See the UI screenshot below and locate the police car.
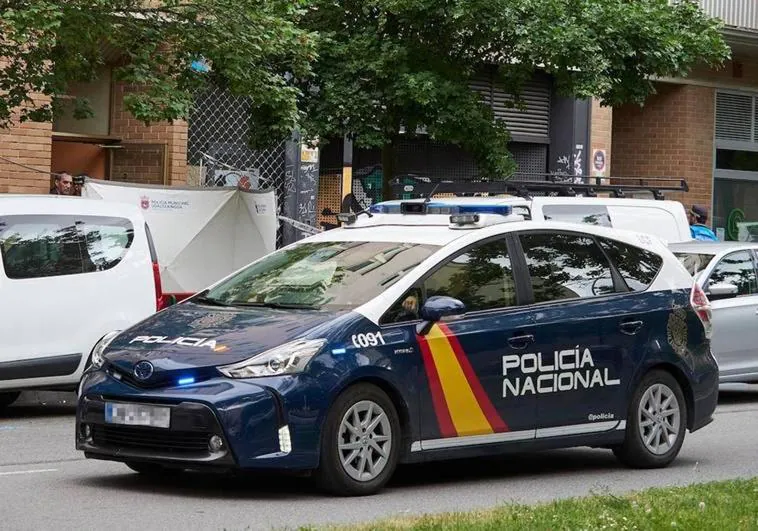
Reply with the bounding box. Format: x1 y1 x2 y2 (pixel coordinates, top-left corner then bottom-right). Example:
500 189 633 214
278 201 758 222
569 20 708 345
75 198 719 496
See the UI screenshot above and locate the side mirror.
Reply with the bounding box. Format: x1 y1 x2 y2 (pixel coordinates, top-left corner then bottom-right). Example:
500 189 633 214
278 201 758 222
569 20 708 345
417 296 466 335
707 282 739 299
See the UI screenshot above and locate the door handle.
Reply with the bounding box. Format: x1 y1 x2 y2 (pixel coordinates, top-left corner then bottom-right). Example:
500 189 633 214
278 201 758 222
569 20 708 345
619 320 644 335
508 334 535 350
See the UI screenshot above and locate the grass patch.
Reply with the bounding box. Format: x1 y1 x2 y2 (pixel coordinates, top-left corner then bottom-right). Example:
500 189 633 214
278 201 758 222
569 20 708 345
307 477 758 530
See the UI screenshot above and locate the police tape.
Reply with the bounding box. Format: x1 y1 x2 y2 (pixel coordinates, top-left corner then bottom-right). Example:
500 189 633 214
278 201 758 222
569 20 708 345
277 215 323 235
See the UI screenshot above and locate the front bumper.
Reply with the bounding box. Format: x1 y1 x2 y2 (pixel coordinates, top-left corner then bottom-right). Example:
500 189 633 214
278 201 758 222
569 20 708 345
75 369 320 471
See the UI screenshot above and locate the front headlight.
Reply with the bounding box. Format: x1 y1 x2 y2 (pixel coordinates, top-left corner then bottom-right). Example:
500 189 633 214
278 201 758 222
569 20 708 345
90 330 121 369
218 338 326 379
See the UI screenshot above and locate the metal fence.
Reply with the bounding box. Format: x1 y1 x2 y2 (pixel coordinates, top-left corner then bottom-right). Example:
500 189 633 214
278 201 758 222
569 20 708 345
187 85 288 245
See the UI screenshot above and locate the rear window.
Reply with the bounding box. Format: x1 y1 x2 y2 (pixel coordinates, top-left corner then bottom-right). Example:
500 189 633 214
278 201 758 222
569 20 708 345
598 237 663 291
674 252 715 280
541 204 611 227
0 215 134 280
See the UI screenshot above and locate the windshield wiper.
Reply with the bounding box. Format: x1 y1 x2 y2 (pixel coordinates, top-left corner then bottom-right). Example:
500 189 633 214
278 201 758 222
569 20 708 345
193 294 232 307
234 301 319 310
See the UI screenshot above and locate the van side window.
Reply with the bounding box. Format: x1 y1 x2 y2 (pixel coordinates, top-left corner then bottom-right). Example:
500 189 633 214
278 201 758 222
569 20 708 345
542 204 611 227
519 232 615 303
597 237 663 292
79 217 135 272
0 215 133 279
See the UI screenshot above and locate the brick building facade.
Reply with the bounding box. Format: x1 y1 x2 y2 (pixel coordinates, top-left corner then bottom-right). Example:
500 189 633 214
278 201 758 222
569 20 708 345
0 77 188 194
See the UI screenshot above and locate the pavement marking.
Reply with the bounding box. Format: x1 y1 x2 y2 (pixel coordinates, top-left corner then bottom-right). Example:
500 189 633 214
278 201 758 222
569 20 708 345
0 468 57 477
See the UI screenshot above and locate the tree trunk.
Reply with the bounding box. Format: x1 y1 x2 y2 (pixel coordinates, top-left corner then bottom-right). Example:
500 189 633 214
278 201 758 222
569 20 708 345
381 140 397 202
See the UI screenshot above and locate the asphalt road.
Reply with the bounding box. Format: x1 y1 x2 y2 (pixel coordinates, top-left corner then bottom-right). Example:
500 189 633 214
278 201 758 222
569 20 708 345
2 385 758 531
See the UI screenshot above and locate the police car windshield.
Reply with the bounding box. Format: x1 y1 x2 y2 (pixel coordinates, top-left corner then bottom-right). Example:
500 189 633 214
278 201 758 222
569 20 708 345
202 241 440 310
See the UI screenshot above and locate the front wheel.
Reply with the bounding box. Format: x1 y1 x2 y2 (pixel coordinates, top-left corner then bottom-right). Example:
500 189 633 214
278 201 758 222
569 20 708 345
315 383 401 496
613 370 687 468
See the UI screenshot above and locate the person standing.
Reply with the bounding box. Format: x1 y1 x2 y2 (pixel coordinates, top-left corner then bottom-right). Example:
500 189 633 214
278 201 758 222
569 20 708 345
688 204 718 241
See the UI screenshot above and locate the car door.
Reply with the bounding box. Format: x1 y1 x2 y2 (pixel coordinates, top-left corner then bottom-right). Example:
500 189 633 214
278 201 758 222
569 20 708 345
381 235 537 451
513 230 631 438
704 249 758 379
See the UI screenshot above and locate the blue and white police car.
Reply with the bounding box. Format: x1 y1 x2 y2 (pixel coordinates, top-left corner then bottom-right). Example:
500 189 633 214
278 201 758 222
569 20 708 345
76 199 719 496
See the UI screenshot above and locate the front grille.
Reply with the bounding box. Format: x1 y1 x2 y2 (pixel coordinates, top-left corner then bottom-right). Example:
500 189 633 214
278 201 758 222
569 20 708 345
91 425 211 455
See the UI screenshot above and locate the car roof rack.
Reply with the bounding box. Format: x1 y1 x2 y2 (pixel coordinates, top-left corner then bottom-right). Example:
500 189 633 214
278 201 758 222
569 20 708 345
390 174 689 201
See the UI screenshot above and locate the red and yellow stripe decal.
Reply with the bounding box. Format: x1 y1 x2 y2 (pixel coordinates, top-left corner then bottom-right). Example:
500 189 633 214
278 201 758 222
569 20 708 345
417 322 508 438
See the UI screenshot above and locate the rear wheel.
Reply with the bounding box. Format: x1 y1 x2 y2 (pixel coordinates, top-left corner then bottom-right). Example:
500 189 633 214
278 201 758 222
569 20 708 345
0 392 20 411
315 383 401 496
613 370 687 468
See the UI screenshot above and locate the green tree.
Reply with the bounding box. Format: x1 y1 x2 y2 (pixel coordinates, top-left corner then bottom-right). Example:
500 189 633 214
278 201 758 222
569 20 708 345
0 0 316 147
297 0 730 198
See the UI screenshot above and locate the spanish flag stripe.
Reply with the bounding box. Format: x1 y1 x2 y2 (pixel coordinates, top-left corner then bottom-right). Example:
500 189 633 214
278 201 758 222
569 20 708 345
437 322 509 433
417 332 457 438
425 324 493 436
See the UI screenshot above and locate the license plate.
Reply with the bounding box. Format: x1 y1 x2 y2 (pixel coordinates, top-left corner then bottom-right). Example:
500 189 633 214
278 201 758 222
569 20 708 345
104 402 171 429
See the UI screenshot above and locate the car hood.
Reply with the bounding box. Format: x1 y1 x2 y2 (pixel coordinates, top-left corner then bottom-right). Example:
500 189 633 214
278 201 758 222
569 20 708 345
104 302 343 379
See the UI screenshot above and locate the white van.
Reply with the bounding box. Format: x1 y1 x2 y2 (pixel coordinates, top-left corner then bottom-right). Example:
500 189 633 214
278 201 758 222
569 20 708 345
509 196 692 243
0 195 165 409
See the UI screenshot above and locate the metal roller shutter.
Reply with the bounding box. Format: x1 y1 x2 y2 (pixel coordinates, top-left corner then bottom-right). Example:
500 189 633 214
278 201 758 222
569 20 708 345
715 92 753 142
470 74 551 142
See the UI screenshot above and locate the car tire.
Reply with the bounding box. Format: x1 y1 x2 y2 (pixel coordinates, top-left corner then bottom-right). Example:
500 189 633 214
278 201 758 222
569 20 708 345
315 383 401 496
0 392 20 410
613 370 687 468
125 462 182 477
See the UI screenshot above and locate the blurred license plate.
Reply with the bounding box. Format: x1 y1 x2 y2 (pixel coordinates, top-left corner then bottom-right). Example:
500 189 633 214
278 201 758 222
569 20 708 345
104 402 170 429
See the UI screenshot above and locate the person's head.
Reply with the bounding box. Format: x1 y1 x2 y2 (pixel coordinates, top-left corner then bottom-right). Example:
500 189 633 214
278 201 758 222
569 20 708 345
54 172 73 195
73 174 86 196
688 204 708 225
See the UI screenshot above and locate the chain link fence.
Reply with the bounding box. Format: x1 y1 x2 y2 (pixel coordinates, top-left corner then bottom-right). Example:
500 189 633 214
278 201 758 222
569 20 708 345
187 85 288 246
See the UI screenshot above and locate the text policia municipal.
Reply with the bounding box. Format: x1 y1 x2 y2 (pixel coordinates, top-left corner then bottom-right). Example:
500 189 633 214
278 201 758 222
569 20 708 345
502 346 620 397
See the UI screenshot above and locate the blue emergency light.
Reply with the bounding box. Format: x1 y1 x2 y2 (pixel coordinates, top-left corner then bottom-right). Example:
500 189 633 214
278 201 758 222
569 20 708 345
369 201 512 217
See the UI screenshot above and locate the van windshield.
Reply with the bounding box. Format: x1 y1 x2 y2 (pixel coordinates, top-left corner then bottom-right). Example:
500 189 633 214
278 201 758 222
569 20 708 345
200 241 440 310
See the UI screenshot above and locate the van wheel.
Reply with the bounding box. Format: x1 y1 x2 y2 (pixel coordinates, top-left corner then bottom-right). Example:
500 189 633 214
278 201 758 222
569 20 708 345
613 370 687 468
0 392 20 410
315 383 401 496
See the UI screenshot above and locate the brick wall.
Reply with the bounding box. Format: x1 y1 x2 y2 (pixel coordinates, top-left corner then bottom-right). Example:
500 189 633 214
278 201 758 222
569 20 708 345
611 82 714 211
590 99 613 177
110 82 188 185
0 95 53 194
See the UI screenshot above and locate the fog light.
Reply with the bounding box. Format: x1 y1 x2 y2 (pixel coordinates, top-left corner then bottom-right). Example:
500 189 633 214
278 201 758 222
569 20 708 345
80 423 91 440
278 425 292 454
208 435 224 453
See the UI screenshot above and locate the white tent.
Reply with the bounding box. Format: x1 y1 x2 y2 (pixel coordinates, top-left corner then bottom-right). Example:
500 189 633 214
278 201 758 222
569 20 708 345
83 179 278 293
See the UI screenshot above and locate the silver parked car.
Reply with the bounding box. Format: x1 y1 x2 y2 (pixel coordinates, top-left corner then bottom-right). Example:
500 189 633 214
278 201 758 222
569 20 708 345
671 241 758 384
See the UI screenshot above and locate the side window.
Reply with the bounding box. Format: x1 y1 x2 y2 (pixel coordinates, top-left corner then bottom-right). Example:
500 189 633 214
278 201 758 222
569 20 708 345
598 237 663 292
707 250 758 296
424 238 516 312
78 216 134 272
0 215 134 280
519 232 615 303
541 205 612 227
0 215 84 279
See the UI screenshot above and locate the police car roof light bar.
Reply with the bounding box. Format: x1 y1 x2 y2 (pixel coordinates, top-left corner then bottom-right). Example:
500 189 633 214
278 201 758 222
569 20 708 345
371 202 513 217
389 175 688 201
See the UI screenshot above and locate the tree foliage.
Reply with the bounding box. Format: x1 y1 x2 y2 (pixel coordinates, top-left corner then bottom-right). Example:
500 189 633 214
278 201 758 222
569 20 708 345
0 0 316 146
297 0 730 190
